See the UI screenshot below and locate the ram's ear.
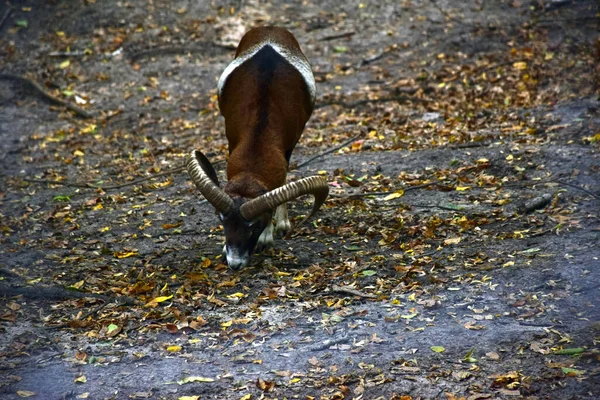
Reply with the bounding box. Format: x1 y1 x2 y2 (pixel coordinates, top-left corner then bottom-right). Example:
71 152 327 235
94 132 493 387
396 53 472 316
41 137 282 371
192 150 221 187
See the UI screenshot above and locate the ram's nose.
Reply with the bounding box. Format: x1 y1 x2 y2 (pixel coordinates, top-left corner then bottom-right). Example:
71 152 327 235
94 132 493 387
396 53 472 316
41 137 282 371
224 246 250 270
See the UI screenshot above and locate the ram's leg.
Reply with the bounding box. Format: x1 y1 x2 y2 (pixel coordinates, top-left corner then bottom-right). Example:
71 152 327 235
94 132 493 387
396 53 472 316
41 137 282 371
257 221 274 250
274 204 291 237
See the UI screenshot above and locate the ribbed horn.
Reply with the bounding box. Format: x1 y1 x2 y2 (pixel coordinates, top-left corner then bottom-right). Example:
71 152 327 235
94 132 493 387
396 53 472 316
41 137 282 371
240 176 329 222
185 150 233 213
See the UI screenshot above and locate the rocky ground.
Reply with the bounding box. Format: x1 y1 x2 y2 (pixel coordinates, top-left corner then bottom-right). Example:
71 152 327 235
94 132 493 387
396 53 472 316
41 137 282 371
0 0 599 399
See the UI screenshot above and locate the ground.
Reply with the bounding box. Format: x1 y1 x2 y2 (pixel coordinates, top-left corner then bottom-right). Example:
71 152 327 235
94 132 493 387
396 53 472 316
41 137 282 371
0 0 599 399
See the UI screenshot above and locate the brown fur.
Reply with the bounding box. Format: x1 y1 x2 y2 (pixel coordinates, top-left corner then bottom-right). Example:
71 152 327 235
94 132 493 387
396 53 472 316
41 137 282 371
218 27 315 198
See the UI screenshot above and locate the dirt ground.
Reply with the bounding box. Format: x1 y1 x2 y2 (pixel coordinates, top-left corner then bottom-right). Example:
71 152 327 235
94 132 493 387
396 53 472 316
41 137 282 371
1 0 599 399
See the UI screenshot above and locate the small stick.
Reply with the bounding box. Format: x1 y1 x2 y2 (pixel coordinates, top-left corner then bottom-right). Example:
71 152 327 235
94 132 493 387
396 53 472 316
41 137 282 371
308 335 350 352
23 178 97 189
501 179 600 201
522 193 553 213
48 51 86 57
332 182 439 199
129 43 232 62
294 131 364 169
23 165 186 190
358 49 392 68
0 73 94 118
552 180 599 201
319 31 355 41
316 95 429 109
0 7 12 31
331 284 377 299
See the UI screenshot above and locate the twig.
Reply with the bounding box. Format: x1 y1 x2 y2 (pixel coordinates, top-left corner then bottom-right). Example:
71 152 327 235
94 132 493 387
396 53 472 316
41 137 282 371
552 180 600 201
429 0 479 29
405 203 467 212
0 7 12 31
294 131 365 169
319 31 355 41
447 141 492 149
501 179 600 201
358 50 387 68
332 182 439 199
522 193 553 213
331 284 377 299
48 51 86 57
0 73 94 118
308 335 350 351
316 95 429 109
22 178 97 189
128 43 230 62
23 165 186 190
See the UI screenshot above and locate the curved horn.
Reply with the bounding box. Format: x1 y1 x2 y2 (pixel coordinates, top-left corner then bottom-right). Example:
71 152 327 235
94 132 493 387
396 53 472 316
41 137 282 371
185 150 233 213
240 176 329 222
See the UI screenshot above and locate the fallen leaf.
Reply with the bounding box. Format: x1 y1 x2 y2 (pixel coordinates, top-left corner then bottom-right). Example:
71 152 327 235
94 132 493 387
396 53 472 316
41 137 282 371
177 376 215 385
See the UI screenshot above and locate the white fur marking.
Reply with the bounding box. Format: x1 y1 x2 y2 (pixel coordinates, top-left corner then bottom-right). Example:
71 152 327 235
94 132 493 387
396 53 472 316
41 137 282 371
274 204 291 236
225 246 250 269
217 42 316 102
257 221 274 249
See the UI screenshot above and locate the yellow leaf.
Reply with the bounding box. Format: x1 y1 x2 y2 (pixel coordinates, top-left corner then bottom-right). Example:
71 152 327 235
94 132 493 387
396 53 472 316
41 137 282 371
240 395 252 400
289 377 301 384
503 261 515 268
162 222 182 229
92 203 103 210
114 250 138 258
228 292 245 299
17 391 36 397
74 375 87 383
444 237 461 245
513 61 527 70
154 295 173 303
455 186 470 191
401 312 418 319
383 189 405 201
177 376 215 385
73 149 85 157
59 60 70 69
201 258 211 268
221 320 233 328
586 133 600 143
80 124 97 134
167 345 182 352
431 346 445 353
71 280 85 289
99 226 110 232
